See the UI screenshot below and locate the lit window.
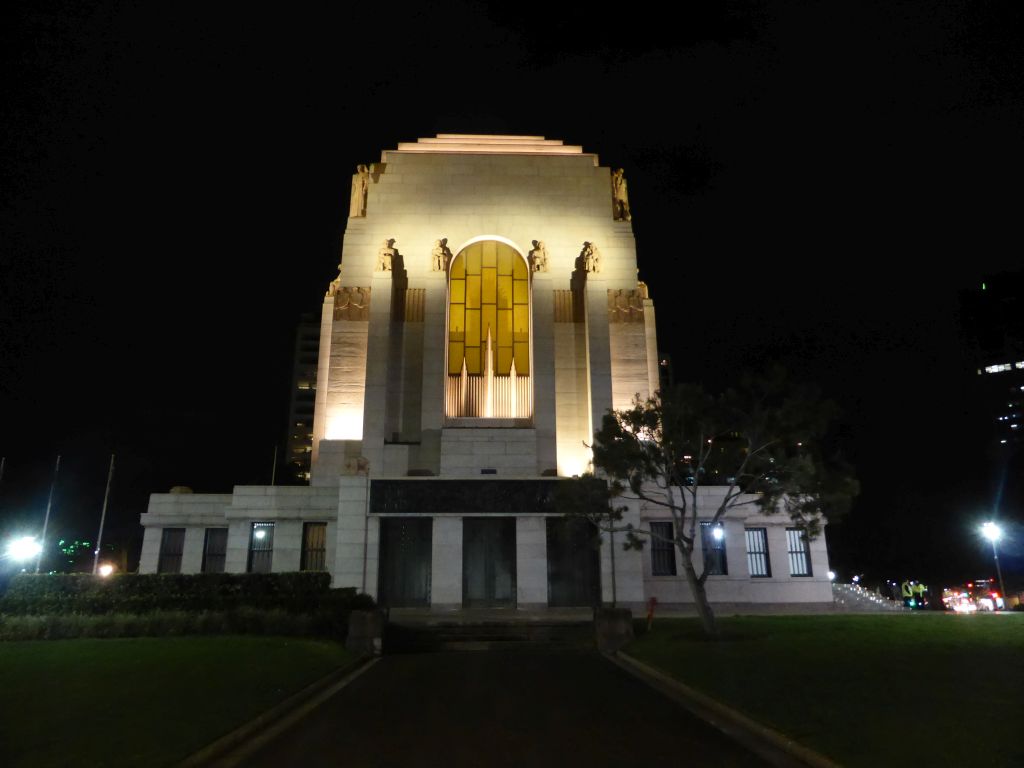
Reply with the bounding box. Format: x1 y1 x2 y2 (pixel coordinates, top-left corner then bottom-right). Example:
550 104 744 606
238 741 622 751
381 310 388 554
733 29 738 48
745 528 771 577
786 528 812 577
446 240 531 419
985 364 1012 374
301 522 328 571
700 522 727 575
247 522 275 573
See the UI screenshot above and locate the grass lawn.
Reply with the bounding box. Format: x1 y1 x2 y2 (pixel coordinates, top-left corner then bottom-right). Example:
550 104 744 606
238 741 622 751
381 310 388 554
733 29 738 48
0 635 354 768
626 613 1024 768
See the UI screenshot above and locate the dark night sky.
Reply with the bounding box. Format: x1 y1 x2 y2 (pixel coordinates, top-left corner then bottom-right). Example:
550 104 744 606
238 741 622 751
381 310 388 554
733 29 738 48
1 1 1022 584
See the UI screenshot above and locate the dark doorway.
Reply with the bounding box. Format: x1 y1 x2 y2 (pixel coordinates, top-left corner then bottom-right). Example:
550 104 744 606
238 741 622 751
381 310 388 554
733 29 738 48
463 517 516 607
379 517 432 607
546 517 600 607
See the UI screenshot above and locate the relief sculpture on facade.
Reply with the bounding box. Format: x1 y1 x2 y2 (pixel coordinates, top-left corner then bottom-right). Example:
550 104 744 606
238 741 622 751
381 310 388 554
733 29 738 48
332 286 371 321
607 288 645 323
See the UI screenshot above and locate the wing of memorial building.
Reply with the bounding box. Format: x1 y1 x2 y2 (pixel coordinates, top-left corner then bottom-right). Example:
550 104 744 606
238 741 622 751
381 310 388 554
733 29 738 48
139 135 834 611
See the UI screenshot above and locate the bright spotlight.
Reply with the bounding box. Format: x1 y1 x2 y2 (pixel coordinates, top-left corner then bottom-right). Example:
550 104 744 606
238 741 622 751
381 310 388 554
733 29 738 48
98 563 114 578
254 529 266 540
981 521 1002 542
827 571 836 581
6 536 43 563
712 526 724 541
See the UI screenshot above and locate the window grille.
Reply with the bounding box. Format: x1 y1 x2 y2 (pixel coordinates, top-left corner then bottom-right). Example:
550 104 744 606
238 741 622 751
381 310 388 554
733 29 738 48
786 528 812 577
247 522 275 573
157 528 185 574
301 522 327 571
202 528 228 573
650 521 676 576
700 521 728 575
745 528 771 577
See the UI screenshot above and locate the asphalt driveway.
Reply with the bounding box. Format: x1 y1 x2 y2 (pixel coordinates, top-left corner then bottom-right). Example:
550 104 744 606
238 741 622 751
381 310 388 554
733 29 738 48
246 650 766 767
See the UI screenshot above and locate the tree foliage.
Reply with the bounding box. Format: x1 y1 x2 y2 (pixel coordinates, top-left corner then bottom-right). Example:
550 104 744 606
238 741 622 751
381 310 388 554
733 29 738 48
576 367 858 636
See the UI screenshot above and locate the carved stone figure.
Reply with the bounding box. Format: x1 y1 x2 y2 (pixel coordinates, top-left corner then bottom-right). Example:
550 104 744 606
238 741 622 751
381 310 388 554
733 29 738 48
350 164 370 218
611 168 631 221
528 240 549 272
376 239 396 272
431 238 453 271
581 241 601 273
327 259 344 296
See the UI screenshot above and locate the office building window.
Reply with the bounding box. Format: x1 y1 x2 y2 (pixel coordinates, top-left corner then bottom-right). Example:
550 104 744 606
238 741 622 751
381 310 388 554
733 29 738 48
202 528 228 573
786 528 812 577
157 528 185 574
700 521 728 575
745 528 771 578
650 521 676 576
248 522 275 573
301 522 328 572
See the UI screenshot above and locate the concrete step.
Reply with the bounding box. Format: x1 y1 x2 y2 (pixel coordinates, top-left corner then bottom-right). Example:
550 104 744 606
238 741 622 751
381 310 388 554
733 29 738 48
384 621 595 653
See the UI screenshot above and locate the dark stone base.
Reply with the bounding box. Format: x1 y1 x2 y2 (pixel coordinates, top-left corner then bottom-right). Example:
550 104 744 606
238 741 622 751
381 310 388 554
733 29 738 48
347 609 385 655
594 607 634 653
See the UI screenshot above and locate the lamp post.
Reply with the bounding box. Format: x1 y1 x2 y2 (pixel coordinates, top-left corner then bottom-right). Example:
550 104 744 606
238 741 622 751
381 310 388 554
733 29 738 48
981 521 1007 609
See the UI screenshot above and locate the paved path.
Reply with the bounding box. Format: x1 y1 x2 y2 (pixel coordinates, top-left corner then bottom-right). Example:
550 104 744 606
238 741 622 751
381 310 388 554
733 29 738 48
247 650 767 767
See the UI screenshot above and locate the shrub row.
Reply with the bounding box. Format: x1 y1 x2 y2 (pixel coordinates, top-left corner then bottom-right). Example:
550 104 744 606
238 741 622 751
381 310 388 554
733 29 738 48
0 607 355 641
0 573 374 615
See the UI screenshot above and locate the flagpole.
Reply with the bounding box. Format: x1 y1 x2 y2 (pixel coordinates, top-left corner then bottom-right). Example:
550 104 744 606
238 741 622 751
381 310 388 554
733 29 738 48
36 455 61 574
92 454 116 575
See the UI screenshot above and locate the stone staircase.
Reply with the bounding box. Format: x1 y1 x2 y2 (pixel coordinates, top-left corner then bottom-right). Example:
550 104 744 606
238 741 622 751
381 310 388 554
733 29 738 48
832 583 908 612
383 609 596 653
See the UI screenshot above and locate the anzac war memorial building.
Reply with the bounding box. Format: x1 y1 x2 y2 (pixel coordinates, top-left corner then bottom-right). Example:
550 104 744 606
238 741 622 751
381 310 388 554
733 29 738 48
139 135 833 611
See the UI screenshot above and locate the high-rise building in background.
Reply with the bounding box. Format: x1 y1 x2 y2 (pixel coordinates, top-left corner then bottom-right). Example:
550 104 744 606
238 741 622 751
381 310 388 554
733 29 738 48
283 314 320 484
961 272 1024 450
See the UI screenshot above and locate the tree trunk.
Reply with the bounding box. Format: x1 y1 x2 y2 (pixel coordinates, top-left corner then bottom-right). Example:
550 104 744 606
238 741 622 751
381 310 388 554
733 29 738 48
679 545 718 638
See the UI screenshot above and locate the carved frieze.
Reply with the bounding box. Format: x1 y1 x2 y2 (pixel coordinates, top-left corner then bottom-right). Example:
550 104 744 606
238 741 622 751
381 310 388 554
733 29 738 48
607 288 645 323
333 286 371 321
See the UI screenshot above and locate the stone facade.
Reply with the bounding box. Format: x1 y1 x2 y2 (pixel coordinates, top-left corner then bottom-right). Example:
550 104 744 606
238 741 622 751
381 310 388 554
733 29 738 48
138 135 833 611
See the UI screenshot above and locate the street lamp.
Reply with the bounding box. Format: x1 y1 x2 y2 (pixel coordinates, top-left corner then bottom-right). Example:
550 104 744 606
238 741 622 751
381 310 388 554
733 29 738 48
981 522 1007 609
5 536 43 564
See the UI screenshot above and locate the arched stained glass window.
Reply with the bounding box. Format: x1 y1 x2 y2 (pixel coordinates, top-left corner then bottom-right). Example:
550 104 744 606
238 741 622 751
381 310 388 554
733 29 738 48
448 241 529 375
446 240 531 420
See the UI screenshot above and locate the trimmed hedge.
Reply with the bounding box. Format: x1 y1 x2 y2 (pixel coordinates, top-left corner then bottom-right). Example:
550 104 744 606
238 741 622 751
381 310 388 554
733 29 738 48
0 573 375 616
0 608 355 641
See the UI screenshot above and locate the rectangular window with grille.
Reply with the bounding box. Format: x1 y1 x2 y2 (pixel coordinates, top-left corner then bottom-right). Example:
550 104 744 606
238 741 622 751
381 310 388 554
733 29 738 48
301 522 328 571
247 522 275 573
157 528 185 574
700 521 728 575
786 528 812 577
650 521 676 576
202 528 228 573
745 528 771 578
